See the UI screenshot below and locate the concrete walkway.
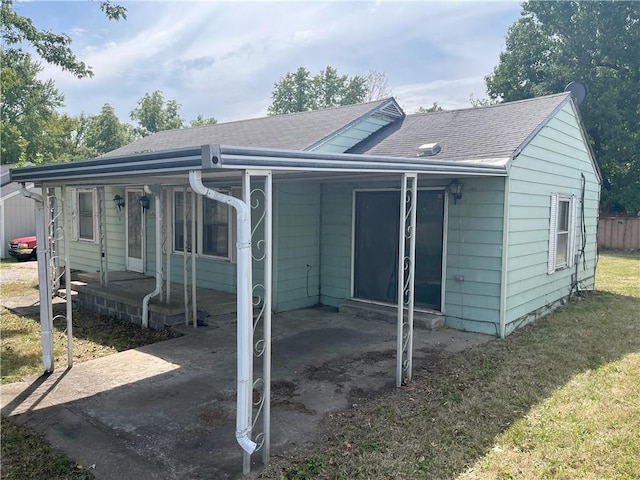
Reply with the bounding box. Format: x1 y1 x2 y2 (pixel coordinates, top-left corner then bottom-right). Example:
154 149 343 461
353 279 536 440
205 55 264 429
1 306 492 479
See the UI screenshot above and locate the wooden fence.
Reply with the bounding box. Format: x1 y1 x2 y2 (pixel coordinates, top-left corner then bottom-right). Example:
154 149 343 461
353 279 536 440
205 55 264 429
598 216 640 250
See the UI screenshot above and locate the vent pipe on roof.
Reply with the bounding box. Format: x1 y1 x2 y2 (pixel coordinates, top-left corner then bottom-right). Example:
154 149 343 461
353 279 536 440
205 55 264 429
417 142 441 157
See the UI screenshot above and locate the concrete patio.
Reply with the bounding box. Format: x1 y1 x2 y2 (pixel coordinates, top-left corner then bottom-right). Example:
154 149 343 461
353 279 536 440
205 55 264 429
1 306 492 479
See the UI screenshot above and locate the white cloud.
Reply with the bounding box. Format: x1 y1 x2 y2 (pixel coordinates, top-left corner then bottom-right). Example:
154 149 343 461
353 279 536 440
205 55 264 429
30 1 521 124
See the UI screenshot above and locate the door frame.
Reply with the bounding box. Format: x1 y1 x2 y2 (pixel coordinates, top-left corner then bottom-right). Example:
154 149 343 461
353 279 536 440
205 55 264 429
125 187 145 273
350 186 448 312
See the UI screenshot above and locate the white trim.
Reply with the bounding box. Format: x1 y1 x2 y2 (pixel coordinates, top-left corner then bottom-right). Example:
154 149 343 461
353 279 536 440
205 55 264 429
548 193 576 273
75 188 98 243
171 187 234 261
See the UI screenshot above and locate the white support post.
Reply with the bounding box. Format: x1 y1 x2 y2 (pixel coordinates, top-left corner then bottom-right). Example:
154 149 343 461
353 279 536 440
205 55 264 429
35 193 54 372
191 190 197 327
183 186 189 325
62 186 73 367
165 188 171 304
98 187 108 287
396 173 417 387
262 172 272 464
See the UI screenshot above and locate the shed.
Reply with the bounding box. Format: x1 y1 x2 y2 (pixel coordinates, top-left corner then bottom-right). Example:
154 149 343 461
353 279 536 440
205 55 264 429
10 92 601 472
0 164 40 259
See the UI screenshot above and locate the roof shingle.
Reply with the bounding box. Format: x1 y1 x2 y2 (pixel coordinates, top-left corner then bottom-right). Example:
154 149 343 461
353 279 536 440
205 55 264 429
105 99 393 157
348 93 571 162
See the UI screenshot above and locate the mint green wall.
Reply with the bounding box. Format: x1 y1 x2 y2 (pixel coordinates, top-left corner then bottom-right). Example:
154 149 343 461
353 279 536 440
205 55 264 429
445 177 505 336
61 186 126 273
273 183 321 311
319 178 504 336
504 102 600 335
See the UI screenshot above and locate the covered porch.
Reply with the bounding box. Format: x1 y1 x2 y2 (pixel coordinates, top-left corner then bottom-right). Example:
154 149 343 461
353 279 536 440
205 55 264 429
11 144 506 474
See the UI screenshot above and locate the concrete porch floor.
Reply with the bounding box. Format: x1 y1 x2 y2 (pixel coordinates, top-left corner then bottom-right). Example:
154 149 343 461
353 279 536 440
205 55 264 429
1 307 493 479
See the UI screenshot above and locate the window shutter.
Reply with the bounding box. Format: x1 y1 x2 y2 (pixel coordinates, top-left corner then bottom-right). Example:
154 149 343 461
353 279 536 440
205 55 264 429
567 195 577 268
548 193 559 274
71 188 78 241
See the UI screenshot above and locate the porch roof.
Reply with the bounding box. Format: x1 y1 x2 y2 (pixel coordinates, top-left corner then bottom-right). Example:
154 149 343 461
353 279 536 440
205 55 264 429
10 144 508 187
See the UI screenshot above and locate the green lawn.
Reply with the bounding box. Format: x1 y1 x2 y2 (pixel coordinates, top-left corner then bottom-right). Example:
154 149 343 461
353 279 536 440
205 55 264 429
261 252 640 479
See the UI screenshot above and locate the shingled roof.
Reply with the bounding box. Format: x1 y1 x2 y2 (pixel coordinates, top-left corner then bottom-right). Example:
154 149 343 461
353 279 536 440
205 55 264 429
105 98 397 157
348 93 571 164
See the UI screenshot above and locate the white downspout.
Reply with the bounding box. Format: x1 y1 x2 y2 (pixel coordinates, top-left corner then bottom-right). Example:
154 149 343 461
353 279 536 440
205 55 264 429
189 170 256 455
21 185 54 372
142 185 162 328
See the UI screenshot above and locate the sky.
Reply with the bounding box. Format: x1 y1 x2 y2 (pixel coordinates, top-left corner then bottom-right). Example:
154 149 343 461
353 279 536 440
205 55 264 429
17 1 523 124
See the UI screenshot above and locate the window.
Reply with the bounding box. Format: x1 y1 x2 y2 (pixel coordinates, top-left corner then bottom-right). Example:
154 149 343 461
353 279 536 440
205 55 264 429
77 190 96 241
173 189 232 259
548 193 576 273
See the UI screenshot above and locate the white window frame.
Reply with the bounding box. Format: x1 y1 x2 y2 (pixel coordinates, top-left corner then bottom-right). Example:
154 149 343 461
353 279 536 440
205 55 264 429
72 188 98 243
548 193 577 274
172 188 235 261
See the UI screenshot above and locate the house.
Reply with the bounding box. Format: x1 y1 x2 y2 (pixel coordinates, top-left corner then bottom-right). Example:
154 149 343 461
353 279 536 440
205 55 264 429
0 164 40 259
10 92 601 470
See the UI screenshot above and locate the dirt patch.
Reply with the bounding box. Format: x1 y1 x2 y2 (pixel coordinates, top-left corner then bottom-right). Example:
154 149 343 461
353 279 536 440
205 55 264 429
303 364 349 383
200 405 229 426
272 399 316 415
272 380 299 398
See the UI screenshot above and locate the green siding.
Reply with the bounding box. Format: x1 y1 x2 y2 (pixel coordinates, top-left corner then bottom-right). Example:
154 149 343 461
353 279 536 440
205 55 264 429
505 102 600 335
312 117 395 154
62 186 126 273
444 176 505 333
273 183 321 312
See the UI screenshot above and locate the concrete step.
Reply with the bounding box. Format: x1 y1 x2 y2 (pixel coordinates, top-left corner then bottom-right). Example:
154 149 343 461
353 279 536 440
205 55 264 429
339 300 445 330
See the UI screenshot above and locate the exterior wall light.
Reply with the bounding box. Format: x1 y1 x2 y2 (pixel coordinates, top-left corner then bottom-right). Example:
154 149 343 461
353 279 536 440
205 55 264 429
113 194 125 212
140 195 150 212
449 179 463 204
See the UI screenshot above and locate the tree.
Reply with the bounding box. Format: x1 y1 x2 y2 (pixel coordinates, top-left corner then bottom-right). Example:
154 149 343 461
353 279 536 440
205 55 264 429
485 1 640 214
267 66 385 115
1 0 126 78
83 104 132 155
416 103 443 113
189 114 218 128
129 91 184 136
0 49 64 164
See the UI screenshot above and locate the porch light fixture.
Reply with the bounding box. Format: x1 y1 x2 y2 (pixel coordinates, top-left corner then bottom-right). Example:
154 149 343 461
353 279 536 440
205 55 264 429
139 195 150 212
449 179 463 204
112 194 125 212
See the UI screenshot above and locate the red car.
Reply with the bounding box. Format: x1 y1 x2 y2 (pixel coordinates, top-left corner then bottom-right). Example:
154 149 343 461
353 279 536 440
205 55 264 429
8 235 37 261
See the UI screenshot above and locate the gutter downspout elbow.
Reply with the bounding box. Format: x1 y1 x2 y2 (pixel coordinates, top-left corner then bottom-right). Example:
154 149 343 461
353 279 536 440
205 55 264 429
142 185 162 328
20 183 44 203
189 170 256 455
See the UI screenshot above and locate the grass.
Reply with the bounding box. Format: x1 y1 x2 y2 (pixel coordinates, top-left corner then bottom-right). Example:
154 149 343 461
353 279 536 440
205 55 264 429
1 272 181 480
0 307 180 384
261 251 640 480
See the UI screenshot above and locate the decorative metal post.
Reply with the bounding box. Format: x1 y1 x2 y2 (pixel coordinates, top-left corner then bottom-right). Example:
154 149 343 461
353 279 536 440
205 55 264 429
396 173 417 387
241 170 273 473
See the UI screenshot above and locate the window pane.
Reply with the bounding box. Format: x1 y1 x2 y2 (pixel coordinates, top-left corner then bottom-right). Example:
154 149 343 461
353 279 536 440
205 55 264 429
558 200 569 231
556 232 568 265
79 216 93 239
202 197 228 257
78 192 93 240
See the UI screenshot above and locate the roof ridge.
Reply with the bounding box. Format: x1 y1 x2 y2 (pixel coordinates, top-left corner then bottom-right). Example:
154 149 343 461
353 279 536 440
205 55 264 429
407 92 570 118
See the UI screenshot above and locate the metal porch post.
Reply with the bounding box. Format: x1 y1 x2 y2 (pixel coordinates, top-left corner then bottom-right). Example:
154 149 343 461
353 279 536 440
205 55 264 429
62 186 73 366
396 173 417 387
241 170 273 472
